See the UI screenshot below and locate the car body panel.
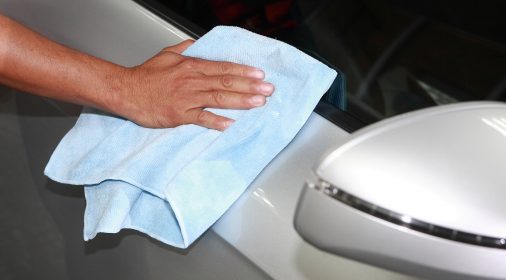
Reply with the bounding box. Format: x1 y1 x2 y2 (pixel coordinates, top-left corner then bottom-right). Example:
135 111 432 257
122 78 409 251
0 0 415 279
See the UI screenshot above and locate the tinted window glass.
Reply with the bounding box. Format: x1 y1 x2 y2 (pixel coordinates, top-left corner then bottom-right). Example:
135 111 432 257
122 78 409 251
139 0 506 124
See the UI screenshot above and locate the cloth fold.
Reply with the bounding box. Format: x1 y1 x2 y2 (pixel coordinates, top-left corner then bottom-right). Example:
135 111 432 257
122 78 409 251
45 26 337 248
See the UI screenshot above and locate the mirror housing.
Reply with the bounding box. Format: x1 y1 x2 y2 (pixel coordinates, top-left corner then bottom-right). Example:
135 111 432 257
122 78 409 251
294 102 506 280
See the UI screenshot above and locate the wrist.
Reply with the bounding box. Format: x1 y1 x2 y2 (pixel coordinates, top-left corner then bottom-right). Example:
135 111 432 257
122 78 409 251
96 64 133 117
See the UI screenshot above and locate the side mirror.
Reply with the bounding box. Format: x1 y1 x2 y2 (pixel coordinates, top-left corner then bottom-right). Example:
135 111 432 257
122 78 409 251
294 102 506 280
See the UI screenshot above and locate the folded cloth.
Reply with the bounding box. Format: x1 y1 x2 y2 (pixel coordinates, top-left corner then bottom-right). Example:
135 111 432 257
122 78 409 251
45 26 337 248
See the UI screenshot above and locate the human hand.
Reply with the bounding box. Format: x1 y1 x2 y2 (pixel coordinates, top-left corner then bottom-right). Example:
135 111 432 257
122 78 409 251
0 15 275 129
109 40 274 130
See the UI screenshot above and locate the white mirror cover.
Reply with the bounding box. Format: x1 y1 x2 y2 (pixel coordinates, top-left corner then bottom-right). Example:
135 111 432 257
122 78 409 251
295 102 506 280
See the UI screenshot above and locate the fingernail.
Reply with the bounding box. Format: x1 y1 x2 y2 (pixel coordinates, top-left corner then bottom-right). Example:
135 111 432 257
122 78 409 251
248 69 265 79
223 119 234 129
251 95 266 106
258 83 274 95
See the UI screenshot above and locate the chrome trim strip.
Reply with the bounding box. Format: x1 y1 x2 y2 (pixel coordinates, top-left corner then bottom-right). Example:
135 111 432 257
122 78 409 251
314 180 506 250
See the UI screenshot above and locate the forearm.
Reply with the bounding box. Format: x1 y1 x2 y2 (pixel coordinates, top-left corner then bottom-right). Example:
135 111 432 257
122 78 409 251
0 14 124 111
0 14 274 130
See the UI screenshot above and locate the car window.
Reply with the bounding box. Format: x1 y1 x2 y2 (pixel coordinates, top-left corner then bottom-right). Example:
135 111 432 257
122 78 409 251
137 0 506 126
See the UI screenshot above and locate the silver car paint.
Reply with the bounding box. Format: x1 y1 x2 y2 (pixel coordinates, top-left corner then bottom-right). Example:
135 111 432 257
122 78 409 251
318 102 506 238
296 102 506 280
0 0 415 279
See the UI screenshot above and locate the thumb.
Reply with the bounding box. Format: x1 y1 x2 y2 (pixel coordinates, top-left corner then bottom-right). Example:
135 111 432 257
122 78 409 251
165 39 195 54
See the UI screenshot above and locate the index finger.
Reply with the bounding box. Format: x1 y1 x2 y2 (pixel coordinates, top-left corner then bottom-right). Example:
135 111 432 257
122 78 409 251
194 59 265 79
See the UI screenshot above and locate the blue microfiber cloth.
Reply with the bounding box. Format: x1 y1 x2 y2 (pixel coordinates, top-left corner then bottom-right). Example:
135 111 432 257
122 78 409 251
45 26 337 248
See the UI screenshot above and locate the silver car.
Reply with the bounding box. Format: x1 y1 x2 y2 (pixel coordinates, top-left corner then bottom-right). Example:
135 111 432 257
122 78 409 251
1 0 505 279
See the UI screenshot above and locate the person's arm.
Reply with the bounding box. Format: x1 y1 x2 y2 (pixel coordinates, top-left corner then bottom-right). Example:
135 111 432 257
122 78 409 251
0 14 274 130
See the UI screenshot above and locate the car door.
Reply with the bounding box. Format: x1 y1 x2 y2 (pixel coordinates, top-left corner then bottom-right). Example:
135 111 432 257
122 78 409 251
0 1 270 279
1 0 504 280
145 0 505 279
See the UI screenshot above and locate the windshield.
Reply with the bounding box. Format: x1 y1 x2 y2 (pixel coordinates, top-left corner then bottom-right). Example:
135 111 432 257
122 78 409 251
141 0 506 125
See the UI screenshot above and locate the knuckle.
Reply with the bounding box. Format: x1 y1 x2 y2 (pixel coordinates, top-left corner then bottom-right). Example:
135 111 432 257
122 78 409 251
212 91 227 106
158 51 181 63
181 58 196 70
243 96 256 106
220 75 233 88
249 80 266 93
161 46 172 52
241 67 249 77
196 110 208 124
219 62 232 74
179 75 196 84
161 46 180 56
